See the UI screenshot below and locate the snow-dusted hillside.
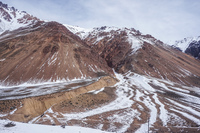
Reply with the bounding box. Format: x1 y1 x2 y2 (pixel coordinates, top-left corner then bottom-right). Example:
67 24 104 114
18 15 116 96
0 2 39 34
64 25 161 55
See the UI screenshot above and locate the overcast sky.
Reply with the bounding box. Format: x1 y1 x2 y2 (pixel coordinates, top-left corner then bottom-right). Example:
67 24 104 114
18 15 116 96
2 0 200 43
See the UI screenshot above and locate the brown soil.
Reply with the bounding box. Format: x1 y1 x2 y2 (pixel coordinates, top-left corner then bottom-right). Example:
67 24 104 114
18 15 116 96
35 86 117 125
0 76 118 123
54 86 116 113
0 21 113 85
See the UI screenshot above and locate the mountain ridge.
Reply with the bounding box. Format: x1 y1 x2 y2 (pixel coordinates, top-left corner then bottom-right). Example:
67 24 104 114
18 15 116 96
0 1 39 34
1 2 200 133
66 24 200 86
0 21 113 85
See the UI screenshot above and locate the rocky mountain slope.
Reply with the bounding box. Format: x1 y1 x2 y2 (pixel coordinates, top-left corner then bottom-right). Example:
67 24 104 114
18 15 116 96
67 25 200 86
1 2 200 133
171 36 200 60
0 2 113 85
0 21 113 85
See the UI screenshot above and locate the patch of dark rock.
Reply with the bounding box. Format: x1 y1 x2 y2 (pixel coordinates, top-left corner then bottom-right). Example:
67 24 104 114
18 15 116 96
73 48 79 52
4 122 16 127
96 72 108 77
100 26 107 30
24 115 30 118
185 42 200 59
61 124 65 128
162 91 184 98
149 83 163 90
41 113 44 117
10 106 15 110
32 49 37 53
43 45 51 54
51 45 59 53
148 63 154 68
74 53 80 59
189 91 200 97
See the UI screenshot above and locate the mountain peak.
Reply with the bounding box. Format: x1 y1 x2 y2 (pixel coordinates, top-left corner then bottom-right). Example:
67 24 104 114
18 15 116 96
170 36 200 52
0 1 40 34
0 1 8 9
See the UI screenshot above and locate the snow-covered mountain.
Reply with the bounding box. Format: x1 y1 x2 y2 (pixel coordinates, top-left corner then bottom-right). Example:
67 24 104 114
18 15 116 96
65 25 162 66
0 2 39 34
185 39 200 60
171 36 200 59
172 36 200 52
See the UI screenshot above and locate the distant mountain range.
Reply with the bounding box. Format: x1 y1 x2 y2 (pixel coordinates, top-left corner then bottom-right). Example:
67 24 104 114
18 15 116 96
170 36 200 60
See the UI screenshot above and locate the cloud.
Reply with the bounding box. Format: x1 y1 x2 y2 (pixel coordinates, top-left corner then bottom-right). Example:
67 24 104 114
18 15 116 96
1 0 200 43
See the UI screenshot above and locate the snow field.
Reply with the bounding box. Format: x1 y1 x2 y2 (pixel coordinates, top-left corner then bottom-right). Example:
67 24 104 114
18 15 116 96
0 119 110 133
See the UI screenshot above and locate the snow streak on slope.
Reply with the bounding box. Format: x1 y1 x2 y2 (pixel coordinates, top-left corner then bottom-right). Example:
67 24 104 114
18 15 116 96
30 72 200 132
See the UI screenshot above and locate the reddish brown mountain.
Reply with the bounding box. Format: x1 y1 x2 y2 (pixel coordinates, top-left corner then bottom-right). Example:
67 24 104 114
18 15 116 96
1 2 200 133
71 26 200 87
0 22 113 85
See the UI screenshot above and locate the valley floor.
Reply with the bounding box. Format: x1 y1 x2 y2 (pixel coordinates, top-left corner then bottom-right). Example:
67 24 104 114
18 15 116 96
1 72 200 133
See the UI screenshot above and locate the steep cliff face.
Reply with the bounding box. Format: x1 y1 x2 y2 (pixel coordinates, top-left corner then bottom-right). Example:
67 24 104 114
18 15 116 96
0 22 113 85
